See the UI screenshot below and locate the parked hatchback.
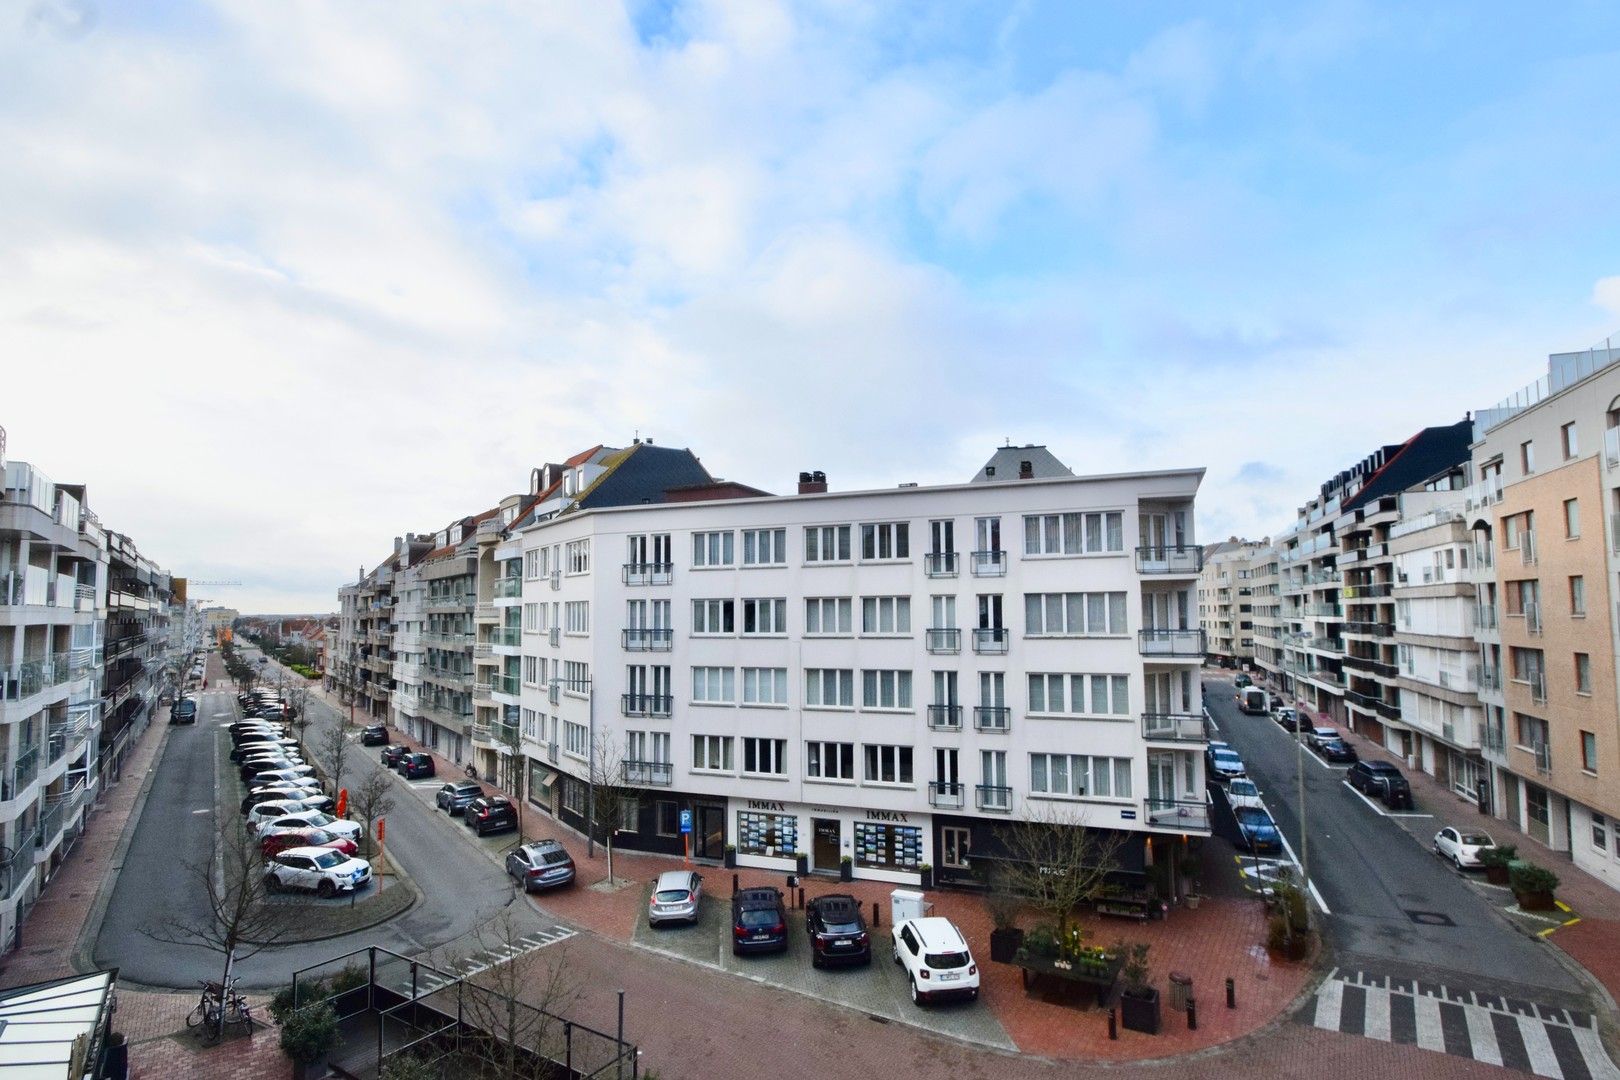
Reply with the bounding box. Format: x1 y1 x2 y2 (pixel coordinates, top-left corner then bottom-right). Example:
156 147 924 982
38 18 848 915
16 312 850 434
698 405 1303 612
806 893 871 968
463 796 518 836
892 917 979 1006
400 753 435 779
436 781 483 815
1234 806 1282 854
1434 827 1496 869
648 870 703 926
506 840 576 892
360 724 389 746
264 847 371 898
1317 738 1358 764
731 887 788 956
381 745 409 768
1207 748 1245 782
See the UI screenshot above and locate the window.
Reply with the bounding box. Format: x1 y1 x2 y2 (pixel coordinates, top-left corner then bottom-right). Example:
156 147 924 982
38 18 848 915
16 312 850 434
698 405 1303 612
1028 673 1129 715
804 525 851 563
564 601 589 634
1022 512 1125 555
1582 731 1599 773
523 603 539 632
562 777 586 815
1521 440 1535 475
804 597 852 635
693 531 735 568
863 744 914 785
656 801 680 837
741 597 788 635
742 667 788 705
691 666 736 704
563 721 588 758
1515 712 1550 749
1029 754 1133 799
566 539 590 575
861 669 913 710
618 800 639 832
1565 499 1580 539
523 656 540 686
737 811 798 856
1571 576 1587 616
742 528 787 566
861 596 911 634
1024 592 1128 635
692 599 735 635
1563 421 1579 459
692 735 733 771
742 738 787 775
627 730 670 764
805 668 854 707
1594 813 1608 851
521 708 539 738
562 660 589 694
860 522 910 561
1577 653 1593 694
805 741 855 781
524 550 542 580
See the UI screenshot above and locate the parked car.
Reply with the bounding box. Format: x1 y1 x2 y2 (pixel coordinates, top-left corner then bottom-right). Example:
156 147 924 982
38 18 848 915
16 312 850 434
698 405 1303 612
242 787 332 816
400 752 435 779
230 737 297 763
1434 827 1497 869
731 887 788 955
806 893 871 968
1233 806 1282 854
264 847 371 898
360 724 389 746
1234 673 1253 688
1273 707 1300 732
436 781 483 815
1206 748 1246 782
261 829 359 859
247 773 321 795
464 796 518 836
169 698 197 724
240 757 303 782
1316 738 1358 764
246 800 313 831
381 745 409 768
258 811 361 842
505 840 576 892
250 765 319 788
891 917 979 1006
1305 726 1341 750
1347 760 1412 807
1224 777 1265 812
648 870 703 926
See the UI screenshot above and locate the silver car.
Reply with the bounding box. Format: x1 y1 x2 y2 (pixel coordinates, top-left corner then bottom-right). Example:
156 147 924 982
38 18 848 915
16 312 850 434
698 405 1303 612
648 870 702 926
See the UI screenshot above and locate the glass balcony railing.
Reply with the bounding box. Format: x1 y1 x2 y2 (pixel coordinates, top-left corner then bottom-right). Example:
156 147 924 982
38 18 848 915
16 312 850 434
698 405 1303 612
1144 796 1211 832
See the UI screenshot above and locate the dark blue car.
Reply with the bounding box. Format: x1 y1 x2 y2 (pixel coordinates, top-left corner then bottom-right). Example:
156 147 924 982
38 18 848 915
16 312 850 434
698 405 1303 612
1234 806 1282 854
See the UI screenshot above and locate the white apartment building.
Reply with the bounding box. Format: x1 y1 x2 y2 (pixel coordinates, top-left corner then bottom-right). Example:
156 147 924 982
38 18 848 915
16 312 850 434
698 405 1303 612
497 456 1209 888
1199 539 1265 668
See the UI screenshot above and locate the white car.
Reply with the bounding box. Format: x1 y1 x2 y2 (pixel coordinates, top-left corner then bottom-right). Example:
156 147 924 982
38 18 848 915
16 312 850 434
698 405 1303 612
259 811 361 842
253 765 317 786
892 917 979 1006
264 847 371 897
245 798 329 830
248 775 321 795
1225 777 1265 811
1434 827 1497 869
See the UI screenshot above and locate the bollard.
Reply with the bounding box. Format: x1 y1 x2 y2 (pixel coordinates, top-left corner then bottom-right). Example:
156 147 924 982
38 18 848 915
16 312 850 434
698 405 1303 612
797 886 804 910
732 872 739 893
1187 996 1198 1031
872 900 881 928
1226 977 1235 1009
1108 1007 1118 1040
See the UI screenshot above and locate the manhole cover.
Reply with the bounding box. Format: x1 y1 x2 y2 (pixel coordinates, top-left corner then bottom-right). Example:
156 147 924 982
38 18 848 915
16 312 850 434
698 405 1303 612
1405 909 1455 926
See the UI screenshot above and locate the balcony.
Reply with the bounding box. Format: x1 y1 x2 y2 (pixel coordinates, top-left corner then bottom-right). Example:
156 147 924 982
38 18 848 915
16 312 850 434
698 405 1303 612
974 706 1010 732
975 785 1012 812
621 693 673 718
1304 603 1343 618
928 781 965 809
621 759 673 786
492 576 523 599
621 628 674 652
970 550 1007 577
1520 536 1537 567
426 594 475 610
548 628 561 648
1479 666 1501 691
1529 671 1547 705
1137 628 1204 657
422 631 473 648
1483 726 1506 754
1476 604 1498 630
1341 582 1394 599
491 721 519 745
11 747 41 798
1142 713 1207 743
622 562 674 586
926 628 961 654
1144 796 1211 832
482 673 520 696
1342 621 1393 639
924 552 958 578
549 571 562 591
1135 545 1203 575
972 627 1010 655
927 704 962 731
1524 602 1542 636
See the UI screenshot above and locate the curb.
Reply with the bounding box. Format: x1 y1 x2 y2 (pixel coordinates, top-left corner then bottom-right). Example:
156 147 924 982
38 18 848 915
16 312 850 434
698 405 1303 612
241 852 422 947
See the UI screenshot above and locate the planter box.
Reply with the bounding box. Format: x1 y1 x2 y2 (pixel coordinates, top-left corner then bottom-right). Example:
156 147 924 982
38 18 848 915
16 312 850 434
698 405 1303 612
1009 953 1121 1008
989 928 1024 964
839 862 852 882
1485 865 1510 885
1515 890 1556 912
723 850 737 869
1120 987 1161 1034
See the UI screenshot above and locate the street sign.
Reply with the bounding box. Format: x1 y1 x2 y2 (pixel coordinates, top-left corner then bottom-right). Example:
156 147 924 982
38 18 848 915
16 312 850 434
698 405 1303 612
679 809 692 834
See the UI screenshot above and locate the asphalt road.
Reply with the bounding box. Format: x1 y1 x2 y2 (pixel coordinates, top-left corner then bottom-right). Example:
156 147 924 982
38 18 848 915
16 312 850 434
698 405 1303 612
1204 676 1584 1002
94 646 548 990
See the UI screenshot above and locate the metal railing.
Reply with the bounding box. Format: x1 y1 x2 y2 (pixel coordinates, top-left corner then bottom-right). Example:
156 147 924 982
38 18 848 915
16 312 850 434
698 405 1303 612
1479 666 1501 691
1144 796 1211 831
1137 628 1205 657
1524 602 1542 635
491 576 523 598
923 552 958 577
1483 726 1506 753
925 628 960 653
1342 581 1394 598
621 759 673 786
481 673 520 696
970 550 1006 576
1476 604 1498 630
975 784 1012 812
927 704 962 731
972 627 1009 654
1532 741 1552 775
1142 713 1207 743
1135 545 1203 574
928 781 964 809
548 571 561 591
974 705 1010 732
1521 536 1537 566
548 627 561 648
425 593 476 610
621 562 674 586
1529 671 1547 704
621 628 673 652
621 693 672 718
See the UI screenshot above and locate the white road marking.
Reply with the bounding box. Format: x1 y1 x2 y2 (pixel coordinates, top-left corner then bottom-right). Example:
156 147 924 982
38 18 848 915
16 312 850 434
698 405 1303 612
1272 816 1331 914
191 808 213 815
1362 985 1392 1042
1312 974 1344 1029
1343 779 1390 817
1464 1000 1504 1067
1413 991 1446 1052
1571 1024 1620 1080
1517 1013 1564 1079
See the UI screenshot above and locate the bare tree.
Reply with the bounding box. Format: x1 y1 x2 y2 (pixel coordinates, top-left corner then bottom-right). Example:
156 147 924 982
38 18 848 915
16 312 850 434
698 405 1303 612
588 732 637 884
993 805 1128 951
350 767 395 861
285 683 314 756
316 721 352 806
453 910 581 1079
142 818 287 1040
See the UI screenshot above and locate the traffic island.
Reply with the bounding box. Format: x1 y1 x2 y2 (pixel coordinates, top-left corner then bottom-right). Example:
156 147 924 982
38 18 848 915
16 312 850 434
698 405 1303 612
246 853 420 945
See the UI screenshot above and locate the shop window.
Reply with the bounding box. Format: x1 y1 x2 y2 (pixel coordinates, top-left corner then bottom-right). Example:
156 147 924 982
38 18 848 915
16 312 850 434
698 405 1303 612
853 821 922 871
656 800 679 837
737 811 798 857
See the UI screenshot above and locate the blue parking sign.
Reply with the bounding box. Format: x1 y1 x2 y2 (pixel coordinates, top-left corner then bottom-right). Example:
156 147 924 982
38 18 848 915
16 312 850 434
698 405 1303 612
679 809 693 834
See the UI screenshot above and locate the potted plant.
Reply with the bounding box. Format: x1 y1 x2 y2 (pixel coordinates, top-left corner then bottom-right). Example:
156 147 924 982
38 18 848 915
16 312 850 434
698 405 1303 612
795 851 808 874
1020 925 1060 960
1480 844 1517 885
918 863 933 889
1510 863 1560 911
279 1001 340 1080
1118 943 1160 1034
985 885 1024 963
839 855 853 882
723 844 737 869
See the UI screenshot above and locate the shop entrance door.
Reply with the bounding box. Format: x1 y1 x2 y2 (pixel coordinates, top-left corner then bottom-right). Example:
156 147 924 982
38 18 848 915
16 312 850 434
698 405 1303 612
813 818 841 872
696 804 726 861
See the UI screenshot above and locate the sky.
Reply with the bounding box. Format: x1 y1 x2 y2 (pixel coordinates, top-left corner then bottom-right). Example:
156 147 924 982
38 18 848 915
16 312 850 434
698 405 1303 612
3 0 1620 614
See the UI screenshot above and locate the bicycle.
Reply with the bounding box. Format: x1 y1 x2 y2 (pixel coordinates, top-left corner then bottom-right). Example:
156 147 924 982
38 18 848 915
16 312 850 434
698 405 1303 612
186 978 253 1039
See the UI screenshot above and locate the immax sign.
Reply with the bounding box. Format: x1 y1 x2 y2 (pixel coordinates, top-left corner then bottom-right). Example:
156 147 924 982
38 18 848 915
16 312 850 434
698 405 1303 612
744 799 911 825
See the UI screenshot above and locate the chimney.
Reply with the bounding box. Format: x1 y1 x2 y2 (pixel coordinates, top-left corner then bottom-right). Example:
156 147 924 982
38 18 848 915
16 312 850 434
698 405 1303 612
1019 460 1034 479
798 470 828 495
393 536 403 555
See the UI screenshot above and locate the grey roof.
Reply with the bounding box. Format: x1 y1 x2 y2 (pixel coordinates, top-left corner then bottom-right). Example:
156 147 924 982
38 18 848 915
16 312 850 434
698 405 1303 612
969 445 1073 484
577 444 716 509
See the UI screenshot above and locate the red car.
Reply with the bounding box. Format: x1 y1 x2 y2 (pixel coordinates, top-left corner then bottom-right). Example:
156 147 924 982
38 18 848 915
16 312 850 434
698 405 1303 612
261 829 359 859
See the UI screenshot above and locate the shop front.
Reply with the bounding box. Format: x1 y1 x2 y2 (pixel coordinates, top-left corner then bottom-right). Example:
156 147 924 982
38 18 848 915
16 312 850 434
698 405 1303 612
729 798 930 884
930 813 1151 892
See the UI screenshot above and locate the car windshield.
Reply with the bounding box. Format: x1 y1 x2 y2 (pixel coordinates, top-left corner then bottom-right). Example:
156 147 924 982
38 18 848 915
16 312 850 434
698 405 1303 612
307 830 334 843
739 909 780 928
1230 780 1257 795
926 950 970 969
655 889 691 902
1213 751 1241 763
1461 834 1494 846
305 813 332 827
1236 809 1272 826
312 851 345 869
822 919 863 935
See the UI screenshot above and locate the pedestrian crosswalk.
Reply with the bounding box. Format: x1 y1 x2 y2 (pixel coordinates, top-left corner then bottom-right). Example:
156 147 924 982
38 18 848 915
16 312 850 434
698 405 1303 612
379 924 578 997
1305 969 1620 1079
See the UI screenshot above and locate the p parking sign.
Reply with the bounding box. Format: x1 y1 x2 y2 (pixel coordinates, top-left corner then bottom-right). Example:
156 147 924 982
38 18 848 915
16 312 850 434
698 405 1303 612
679 809 693 834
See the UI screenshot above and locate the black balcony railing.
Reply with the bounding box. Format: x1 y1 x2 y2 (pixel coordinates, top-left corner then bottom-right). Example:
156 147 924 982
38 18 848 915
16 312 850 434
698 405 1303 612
621 628 674 652
975 784 1012 812
1135 545 1204 574
621 562 674 586
974 705 1010 732
1137 628 1205 657
971 550 1007 576
927 704 962 731
929 781 965 809
621 693 673 718
926 628 961 654
923 552 958 577
1141 712 1208 743
621 759 673 786
973 627 1010 654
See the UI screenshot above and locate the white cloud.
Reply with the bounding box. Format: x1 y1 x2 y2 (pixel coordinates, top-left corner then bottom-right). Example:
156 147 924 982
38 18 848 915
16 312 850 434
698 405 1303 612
1594 276 1620 318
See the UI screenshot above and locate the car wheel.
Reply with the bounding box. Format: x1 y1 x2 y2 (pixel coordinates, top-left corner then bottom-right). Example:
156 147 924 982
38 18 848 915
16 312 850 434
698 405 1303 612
892 946 901 966
266 875 282 893
317 879 336 899
1453 855 1463 871
910 978 924 1006
1432 843 1442 857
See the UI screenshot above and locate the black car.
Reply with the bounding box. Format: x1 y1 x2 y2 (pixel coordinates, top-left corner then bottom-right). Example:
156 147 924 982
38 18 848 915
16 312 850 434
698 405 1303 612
1347 760 1413 809
464 796 518 836
1317 739 1358 764
401 753 435 779
436 781 483 815
230 738 295 763
506 840 576 892
169 699 197 725
360 724 389 746
731 887 788 955
806 893 871 968
381 745 409 768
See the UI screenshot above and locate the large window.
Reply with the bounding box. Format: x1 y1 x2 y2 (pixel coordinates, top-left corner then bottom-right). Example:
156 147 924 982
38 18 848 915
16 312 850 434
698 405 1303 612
742 738 788 775
693 531 735 567
863 744 914 785
564 601 589 635
692 599 736 635
692 666 736 704
737 811 798 856
1029 754 1133 798
742 529 787 566
1028 672 1129 715
692 735 734 771
1024 592 1128 635
861 669 913 710
860 522 910 561
805 597 852 635
805 668 854 708
805 525 851 563
1022 512 1124 555
806 741 855 780
563 721 588 758
562 660 589 694
861 596 912 635
742 597 788 635
854 821 922 871
742 667 788 705
565 539 590 575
